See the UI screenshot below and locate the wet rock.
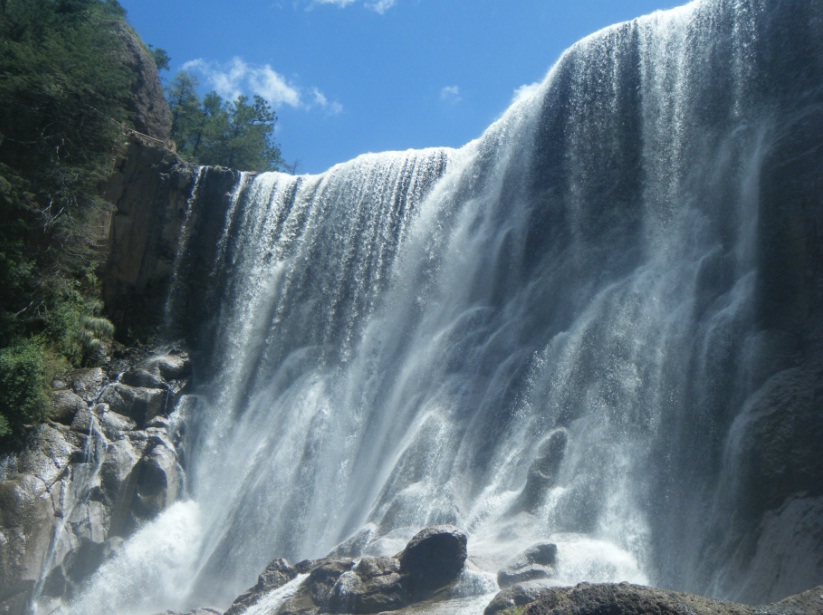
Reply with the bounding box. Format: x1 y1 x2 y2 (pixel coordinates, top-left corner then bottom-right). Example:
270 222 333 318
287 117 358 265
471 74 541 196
70 407 95 434
484 583 545 615
398 525 468 598
67 367 106 403
328 557 407 613
0 425 78 614
274 558 355 615
522 543 557 567
50 390 87 425
120 367 166 390
512 430 567 513
225 558 298 615
156 609 222 615
306 559 357 606
99 383 167 427
517 582 823 615
144 353 192 382
497 564 554 588
98 405 139 435
131 441 182 522
497 543 557 588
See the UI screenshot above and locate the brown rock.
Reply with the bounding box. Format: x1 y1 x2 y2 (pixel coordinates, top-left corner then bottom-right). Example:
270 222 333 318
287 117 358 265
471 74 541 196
110 22 172 142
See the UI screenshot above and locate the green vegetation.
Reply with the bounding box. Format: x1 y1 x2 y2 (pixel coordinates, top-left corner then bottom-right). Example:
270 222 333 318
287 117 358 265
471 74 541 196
167 71 284 172
0 0 128 439
0 339 51 437
0 0 288 440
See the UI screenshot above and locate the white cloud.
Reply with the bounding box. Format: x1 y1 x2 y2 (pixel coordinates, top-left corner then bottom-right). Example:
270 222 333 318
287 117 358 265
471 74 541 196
440 85 462 105
312 87 344 115
368 0 396 13
312 0 357 7
511 82 542 105
182 57 342 116
183 57 303 108
309 0 396 13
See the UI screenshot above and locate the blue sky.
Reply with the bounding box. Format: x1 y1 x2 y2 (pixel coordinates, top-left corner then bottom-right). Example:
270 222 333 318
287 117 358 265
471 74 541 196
119 0 684 173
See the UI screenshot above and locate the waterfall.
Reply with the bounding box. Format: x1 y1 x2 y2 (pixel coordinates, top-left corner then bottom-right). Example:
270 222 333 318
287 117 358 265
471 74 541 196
64 0 823 612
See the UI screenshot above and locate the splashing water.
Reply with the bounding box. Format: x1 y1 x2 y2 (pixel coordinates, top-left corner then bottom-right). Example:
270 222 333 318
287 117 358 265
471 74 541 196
61 0 823 612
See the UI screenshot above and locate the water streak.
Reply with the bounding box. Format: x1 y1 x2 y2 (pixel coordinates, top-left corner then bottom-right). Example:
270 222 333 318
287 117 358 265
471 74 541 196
64 0 823 611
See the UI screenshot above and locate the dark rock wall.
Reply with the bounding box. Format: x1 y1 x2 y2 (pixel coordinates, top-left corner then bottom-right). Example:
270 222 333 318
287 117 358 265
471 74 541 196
102 134 196 341
102 134 240 345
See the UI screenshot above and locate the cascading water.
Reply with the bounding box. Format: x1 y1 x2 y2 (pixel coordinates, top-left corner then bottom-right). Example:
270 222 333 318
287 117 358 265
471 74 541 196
61 0 823 612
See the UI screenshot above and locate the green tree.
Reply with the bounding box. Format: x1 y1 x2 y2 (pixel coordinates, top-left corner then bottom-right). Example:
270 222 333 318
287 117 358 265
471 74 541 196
168 72 205 156
0 0 127 440
149 45 170 72
167 72 283 172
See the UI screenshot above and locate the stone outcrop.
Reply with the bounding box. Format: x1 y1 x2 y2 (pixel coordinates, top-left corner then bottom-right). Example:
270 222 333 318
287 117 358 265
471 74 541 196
102 133 240 345
225 525 468 615
514 582 823 615
496 543 557 589
110 21 172 142
102 135 195 340
0 351 191 615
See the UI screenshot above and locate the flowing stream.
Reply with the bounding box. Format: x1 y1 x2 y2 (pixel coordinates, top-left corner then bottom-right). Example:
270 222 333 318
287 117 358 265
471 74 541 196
62 0 823 612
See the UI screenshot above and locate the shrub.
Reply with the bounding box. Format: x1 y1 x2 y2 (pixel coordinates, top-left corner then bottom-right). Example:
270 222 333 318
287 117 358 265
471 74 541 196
0 338 51 437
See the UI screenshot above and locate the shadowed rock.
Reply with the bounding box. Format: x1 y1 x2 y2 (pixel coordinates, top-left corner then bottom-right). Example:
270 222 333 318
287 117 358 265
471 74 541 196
497 543 558 588
516 582 823 615
398 525 468 598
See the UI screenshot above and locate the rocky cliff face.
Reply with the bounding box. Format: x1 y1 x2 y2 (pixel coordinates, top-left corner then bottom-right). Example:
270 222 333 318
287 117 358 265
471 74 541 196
102 133 240 345
0 351 191 615
111 21 173 143
102 134 195 341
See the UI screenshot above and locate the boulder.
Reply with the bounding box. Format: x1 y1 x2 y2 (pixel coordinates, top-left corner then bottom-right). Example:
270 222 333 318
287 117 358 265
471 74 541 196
120 367 166 390
274 558 355 615
484 583 545 615
225 558 298 615
327 557 407 613
398 525 468 597
518 582 823 615
497 543 557 588
67 367 106 403
143 353 192 382
99 383 167 427
50 390 86 425
131 440 182 523
242 526 468 614
305 559 357 606
155 609 222 615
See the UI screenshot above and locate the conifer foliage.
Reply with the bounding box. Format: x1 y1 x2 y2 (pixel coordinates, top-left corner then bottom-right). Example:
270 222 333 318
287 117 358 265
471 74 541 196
0 0 130 439
167 72 284 172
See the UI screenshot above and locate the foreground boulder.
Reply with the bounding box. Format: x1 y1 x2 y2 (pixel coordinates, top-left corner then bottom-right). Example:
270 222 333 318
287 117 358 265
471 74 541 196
509 582 823 615
226 525 468 614
398 525 468 598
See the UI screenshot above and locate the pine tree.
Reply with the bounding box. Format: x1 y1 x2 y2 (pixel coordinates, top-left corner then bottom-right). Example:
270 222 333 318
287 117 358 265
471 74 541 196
167 72 284 172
